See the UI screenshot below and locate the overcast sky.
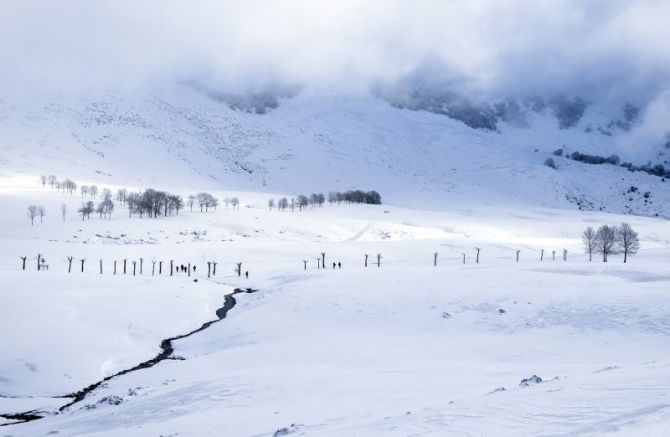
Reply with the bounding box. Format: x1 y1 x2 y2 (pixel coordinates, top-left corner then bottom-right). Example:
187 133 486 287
1 0 669 103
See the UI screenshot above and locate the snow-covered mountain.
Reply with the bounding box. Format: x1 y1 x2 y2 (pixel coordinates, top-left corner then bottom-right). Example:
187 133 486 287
1 82 668 216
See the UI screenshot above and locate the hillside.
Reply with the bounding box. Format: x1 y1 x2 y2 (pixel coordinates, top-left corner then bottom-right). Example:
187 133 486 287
1 83 668 216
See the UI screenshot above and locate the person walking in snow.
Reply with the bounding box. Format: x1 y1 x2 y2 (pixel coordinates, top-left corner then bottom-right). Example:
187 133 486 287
245 271 249 279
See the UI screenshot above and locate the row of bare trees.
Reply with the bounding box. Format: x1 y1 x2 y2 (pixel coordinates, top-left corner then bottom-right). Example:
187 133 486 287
126 189 184 218
269 190 382 212
582 223 639 262
40 175 78 194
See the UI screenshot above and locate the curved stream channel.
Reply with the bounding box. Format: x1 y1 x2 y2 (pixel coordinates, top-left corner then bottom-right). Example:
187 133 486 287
0 287 257 427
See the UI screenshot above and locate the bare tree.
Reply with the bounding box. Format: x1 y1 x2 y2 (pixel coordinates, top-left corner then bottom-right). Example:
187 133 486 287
297 195 309 211
540 249 544 261
595 225 619 262
116 188 128 205
89 184 98 199
302 260 308 270
80 258 86 273
230 197 240 209
516 250 521 262
80 185 89 198
224 198 230 209
27 205 39 225
278 197 288 211
40 175 46 188
20 256 27 270
38 206 45 223
475 247 481 263
290 197 296 212
581 226 596 261
364 254 369 267
60 204 67 222
268 199 275 210
376 253 382 267
236 262 243 276
47 175 57 188
617 223 640 263
434 252 438 266
462 253 466 264
188 194 195 211
67 256 73 273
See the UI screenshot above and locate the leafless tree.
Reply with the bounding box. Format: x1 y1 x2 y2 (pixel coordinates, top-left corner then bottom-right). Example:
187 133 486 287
516 250 521 262
47 175 57 188
278 197 288 211
582 226 596 261
321 252 326 268
89 185 99 199
268 199 275 210
376 253 382 267
27 205 39 225
563 249 567 261
434 252 438 266
224 198 231 209
302 260 308 270
236 262 243 276
290 198 296 212
38 206 45 223
230 197 240 209
78 202 94 220
67 256 73 273
40 175 46 188
20 256 27 270
462 253 466 264
297 195 309 211
540 249 544 261
188 195 195 211
80 258 86 273
364 254 369 267
116 188 128 205
80 185 89 198
60 204 67 222
99 259 103 274
617 223 640 263
475 247 481 263
595 225 619 262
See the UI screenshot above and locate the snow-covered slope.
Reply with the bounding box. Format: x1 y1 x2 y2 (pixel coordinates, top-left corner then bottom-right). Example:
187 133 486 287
1 83 668 216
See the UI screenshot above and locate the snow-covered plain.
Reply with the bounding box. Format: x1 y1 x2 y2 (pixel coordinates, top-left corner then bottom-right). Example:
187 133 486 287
1 170 669 436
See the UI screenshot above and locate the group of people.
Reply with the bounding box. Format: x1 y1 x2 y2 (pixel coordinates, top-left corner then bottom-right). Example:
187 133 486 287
174 263 249 279
331 262 342 269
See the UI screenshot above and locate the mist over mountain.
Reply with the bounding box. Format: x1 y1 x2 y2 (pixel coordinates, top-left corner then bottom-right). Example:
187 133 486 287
1 0 669 211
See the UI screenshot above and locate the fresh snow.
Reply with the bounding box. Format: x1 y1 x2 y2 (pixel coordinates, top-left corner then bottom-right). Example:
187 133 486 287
1 170 669 435
1 84 670 435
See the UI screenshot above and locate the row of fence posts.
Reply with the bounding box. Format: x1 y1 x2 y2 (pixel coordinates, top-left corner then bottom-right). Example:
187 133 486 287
19 255 245 278
20 248 571 275
303 248 569 270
